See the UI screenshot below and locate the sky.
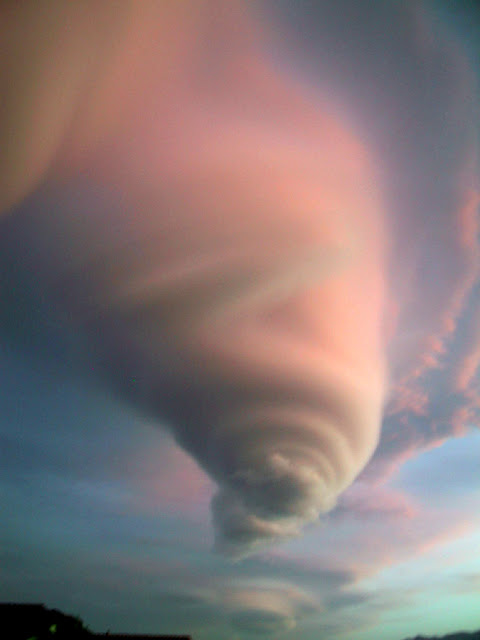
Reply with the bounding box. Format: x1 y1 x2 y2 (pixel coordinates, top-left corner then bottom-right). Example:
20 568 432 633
0 1 479 639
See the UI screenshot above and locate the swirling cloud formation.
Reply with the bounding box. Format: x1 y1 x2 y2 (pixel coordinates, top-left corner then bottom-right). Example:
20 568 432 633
0 1 477 555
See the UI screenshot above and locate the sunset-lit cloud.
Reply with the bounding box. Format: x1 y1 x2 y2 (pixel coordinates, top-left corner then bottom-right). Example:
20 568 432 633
333 483 418 521
1 3 480 638
0 0 389 554
1 0 479 557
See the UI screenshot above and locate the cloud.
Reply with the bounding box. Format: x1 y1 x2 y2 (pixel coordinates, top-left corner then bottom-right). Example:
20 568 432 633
415 521 476 558
276 1 479 382
217 580 320 636
156 579 320 637
224 584 307 635
229 609 294 635
1 0 479 557
333 482 418 521
1 109 387 554
0 1 389 556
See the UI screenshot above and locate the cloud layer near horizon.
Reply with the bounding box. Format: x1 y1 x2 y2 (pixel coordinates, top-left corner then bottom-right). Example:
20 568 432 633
0 0 478 556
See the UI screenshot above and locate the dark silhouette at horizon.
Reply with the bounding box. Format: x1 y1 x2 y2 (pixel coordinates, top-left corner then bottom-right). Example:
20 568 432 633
2 603 479 640
0 604 191 640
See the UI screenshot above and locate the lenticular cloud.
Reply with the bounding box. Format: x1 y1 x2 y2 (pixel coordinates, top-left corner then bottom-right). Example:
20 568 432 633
0 1 477 554
4 95 386 554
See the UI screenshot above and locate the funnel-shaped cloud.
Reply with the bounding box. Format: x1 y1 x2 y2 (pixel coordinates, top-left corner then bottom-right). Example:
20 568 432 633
0 92 386 554
0 1 386 555
1 1 477 555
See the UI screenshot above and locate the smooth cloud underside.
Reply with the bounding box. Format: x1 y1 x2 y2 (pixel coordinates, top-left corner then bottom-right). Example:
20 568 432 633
0 1 478 555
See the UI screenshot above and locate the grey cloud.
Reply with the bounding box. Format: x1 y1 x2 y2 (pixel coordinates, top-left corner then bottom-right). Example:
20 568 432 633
155 580 320 637
221 580 319 636
225 555 355 595
159 592 208 608
324 591 372 610
230 609 294 635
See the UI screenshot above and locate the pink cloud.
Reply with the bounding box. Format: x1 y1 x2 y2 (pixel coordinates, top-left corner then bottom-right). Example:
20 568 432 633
416 521 477 558
321 511 478 581
1 0 390 554
1 0 479 555
336 482 419 521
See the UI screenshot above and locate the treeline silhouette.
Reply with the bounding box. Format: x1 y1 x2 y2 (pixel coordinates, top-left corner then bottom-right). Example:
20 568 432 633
404 632 480 640
1 604 92 640
1 603 191 639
